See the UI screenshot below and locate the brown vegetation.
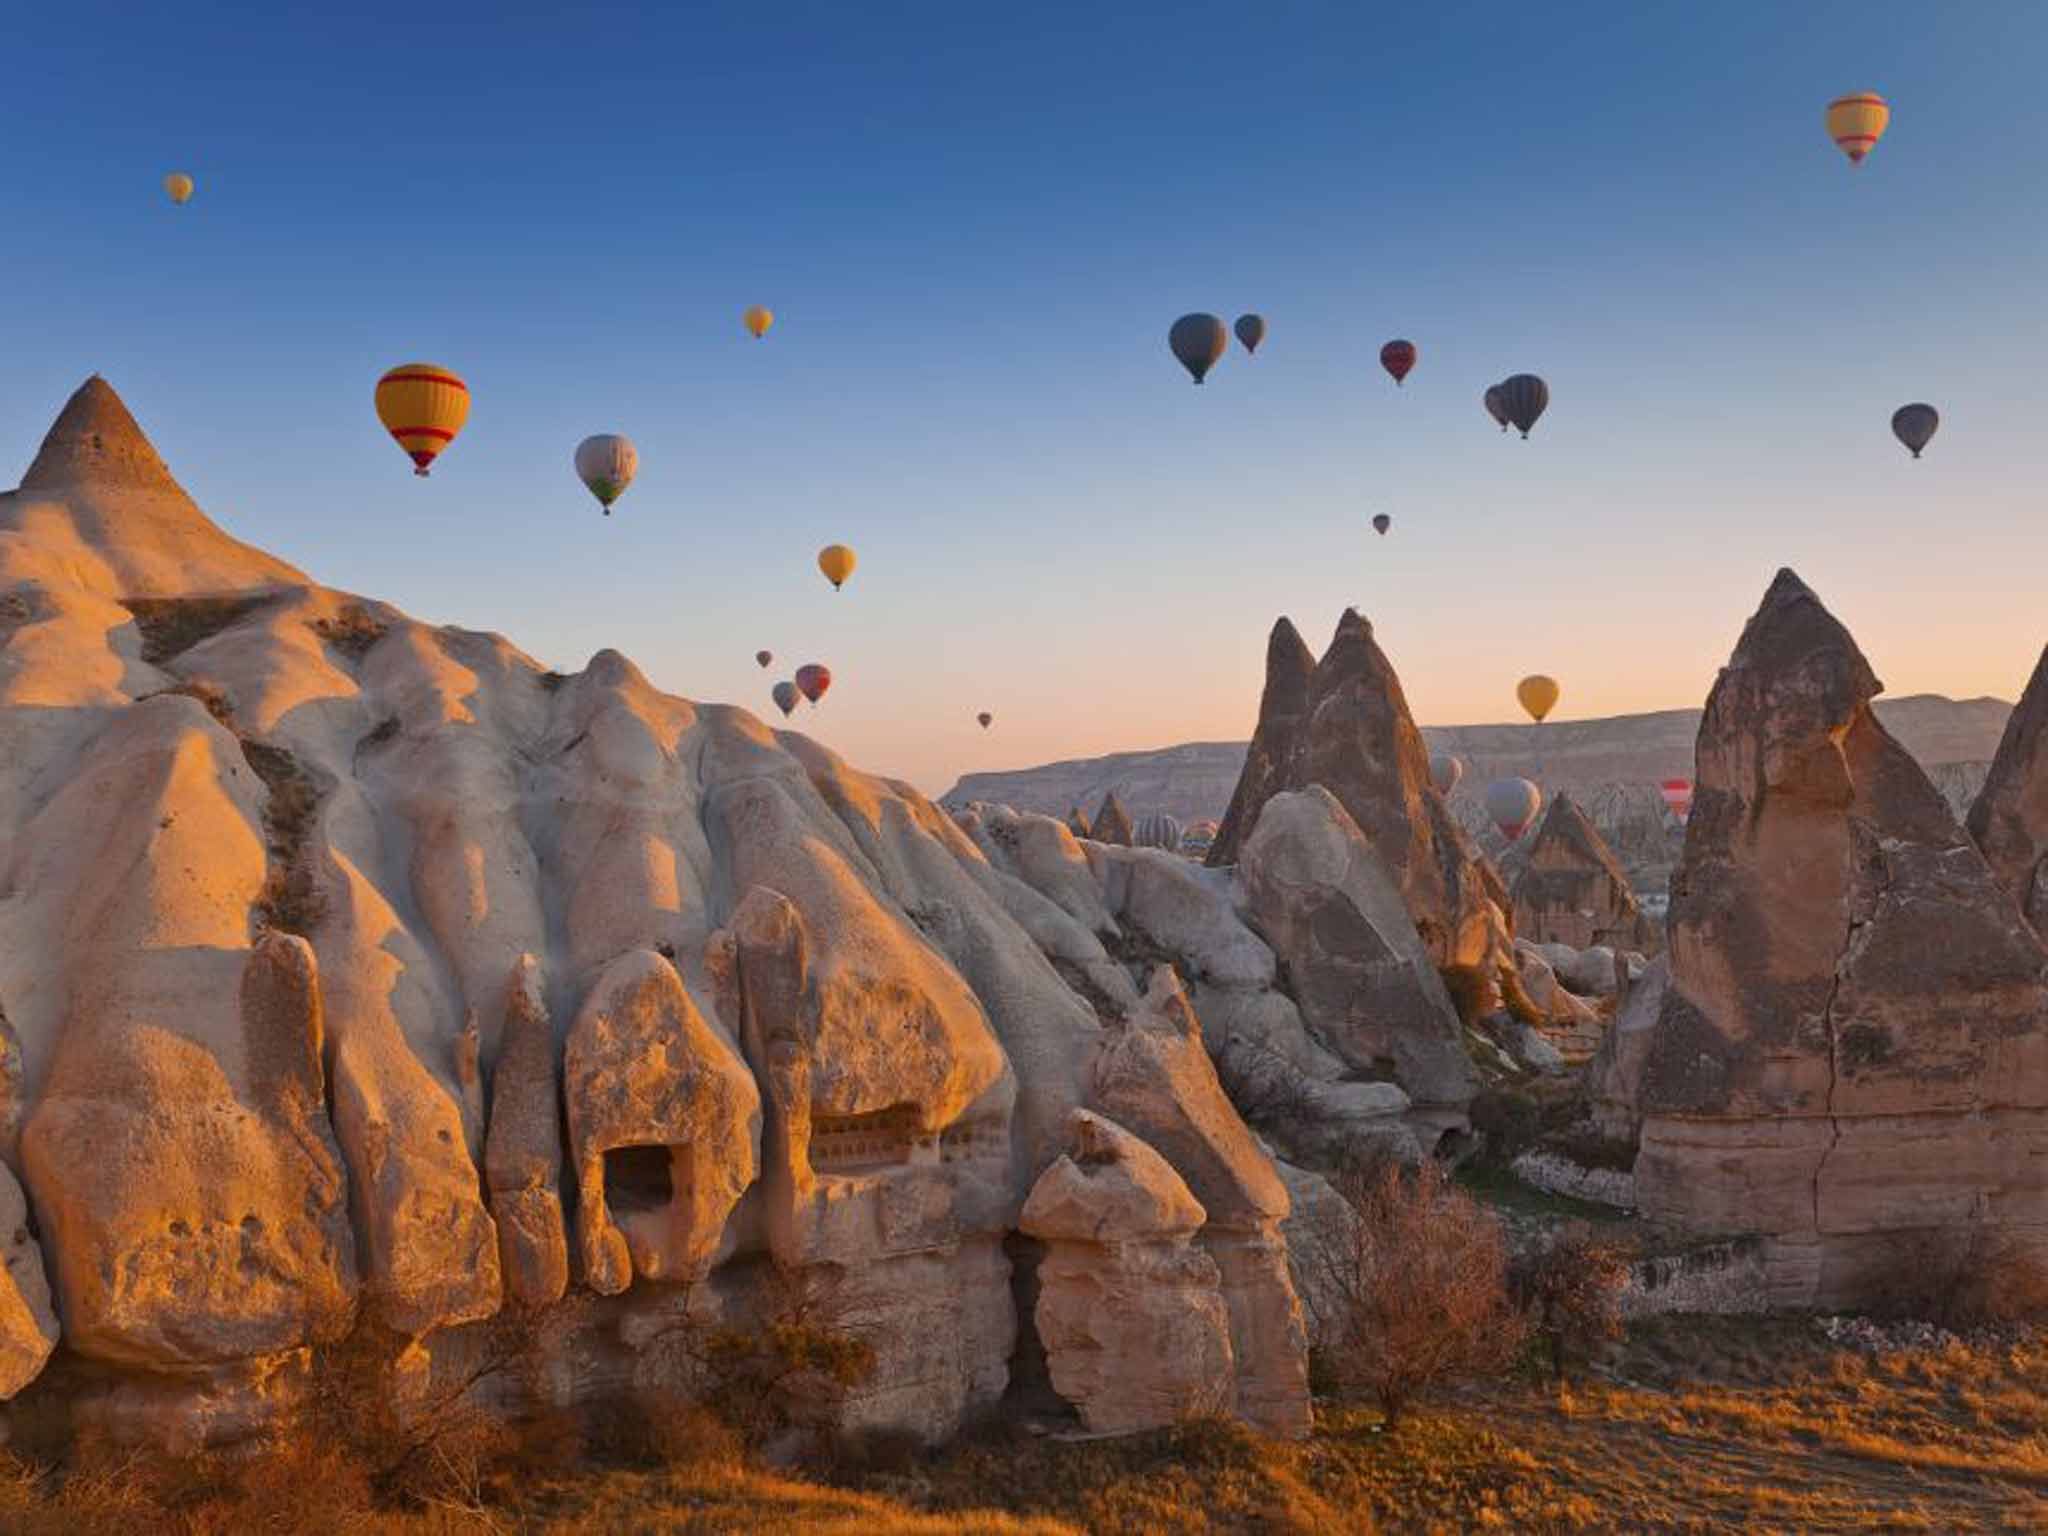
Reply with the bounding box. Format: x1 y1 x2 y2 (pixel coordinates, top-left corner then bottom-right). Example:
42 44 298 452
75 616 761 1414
242 739 327 937
309 602 391 660
121 594 272 665
1511 1222 1634 1381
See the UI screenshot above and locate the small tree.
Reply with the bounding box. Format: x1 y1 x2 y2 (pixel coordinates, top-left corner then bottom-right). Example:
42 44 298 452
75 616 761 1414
1512 1221 1633 1380
1311 1159 1523 1428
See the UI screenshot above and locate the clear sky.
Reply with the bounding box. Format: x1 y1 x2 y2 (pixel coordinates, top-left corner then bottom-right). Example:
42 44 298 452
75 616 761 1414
3 1 2044 793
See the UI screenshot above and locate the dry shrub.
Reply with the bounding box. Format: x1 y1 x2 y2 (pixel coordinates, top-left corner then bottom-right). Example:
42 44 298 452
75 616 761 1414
144 679 236 728
1309 1159 1524 1427
309 602 390 661
121 595 271 665
1869 1229 2048 1330
1512 1221 1634 1380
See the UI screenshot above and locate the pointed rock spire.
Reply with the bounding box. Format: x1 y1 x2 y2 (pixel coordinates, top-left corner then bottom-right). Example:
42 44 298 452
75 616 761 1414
20 377 189 497
1091 790 1134 847
1510 791 1657 953
1207 617 1315 867
1968 644 2048 935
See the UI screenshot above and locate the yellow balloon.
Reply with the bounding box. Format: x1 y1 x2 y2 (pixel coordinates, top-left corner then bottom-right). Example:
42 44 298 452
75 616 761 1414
163 172 195 205
1517 674 1560 723
375 363 471 477
1825 92 1889 165
817 543 857 590
744 305 774 339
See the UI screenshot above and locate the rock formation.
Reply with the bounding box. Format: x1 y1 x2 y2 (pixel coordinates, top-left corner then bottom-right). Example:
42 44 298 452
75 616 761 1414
1205 609 1518 1019
1065 805 1092 839
1019 1110 1233 1434
1510 792 1661 954
1632 571 2048 1307
1969 644 2048 936
0 377 1341 1445
1091 791 1134 847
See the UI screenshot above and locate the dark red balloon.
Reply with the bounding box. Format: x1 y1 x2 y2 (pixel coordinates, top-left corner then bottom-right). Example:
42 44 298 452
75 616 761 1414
1380 339 1417 386
794 663 831 704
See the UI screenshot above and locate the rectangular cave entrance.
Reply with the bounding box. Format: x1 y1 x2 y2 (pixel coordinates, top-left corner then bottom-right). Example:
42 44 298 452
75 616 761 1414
603 1143 675 1216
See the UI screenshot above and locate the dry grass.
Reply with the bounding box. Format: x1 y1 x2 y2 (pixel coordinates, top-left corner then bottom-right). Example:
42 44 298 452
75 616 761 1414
309 602 391 661
241 738 327 937
121 594 273 665
5 1321 2048 1532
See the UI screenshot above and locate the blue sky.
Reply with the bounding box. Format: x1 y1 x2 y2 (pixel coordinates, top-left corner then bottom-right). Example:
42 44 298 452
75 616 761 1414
3 1 2044 791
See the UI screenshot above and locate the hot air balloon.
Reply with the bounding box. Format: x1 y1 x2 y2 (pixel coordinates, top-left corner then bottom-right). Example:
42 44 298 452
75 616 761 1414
1179 818 1221 858
1483 385 1510 432
1485 777 1542 842
1826 92 1890 166
771 681 800 718
1372 513 1392 537
1429 751 1464 796
1517 674 1560 723
1659 778 1695 823
1169 314 1229 384
756 650 773 668
163 172 194 205
1891 403 1939 459
817 544 857 591
574 434 638 515
795 663 831 704
1234 314 1266 356
375 364 470 477
1380 339 1417 386
977 711 993 729
1498 374 1549 438
744 305 774 339
1135 812 1184 852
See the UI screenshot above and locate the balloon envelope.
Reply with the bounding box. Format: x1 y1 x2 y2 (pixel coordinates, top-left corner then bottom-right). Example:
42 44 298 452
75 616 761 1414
771 681 800 717
817 544 857 590
1498 374 1549 438
163 172 194 205
1485 778 1542 842
794 663 831 704
574 434 638 513
1371 513 1391 536
1483 385 1509 431
375 364 470 477
1429 752 1464 796
1659 778 1694 822
744 305 774 338
756 650 773 668
1234 314 1267 355
1380 339 1417 385
1891 403 1939 459
977 712 993 729
1517 674 1560 722
1825 92 1889 165
1169 314 1229 384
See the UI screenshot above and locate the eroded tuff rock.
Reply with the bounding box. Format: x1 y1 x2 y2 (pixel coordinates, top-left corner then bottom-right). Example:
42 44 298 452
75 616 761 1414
1091 791 1134 847
1634 570 2048 1306
484 955 568 1308
1511 792 1660 955
1969 645 2048 936
1208 609 1517 1017
1019 1110 1233 1434
0 1162 59 1397
1090 969 1311 1437
1065 805 1092 839
1588 952 1669 1146
1239 787 1473 1123
565 950 761 1293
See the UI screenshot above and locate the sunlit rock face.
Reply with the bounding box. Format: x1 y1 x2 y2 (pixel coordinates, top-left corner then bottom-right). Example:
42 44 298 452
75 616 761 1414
1969 644 2048 938
0 378 1332 1448
1633 570 2048 1308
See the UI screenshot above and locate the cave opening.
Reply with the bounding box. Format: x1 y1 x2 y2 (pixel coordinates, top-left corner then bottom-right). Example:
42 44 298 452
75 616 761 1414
603 1143 675 1215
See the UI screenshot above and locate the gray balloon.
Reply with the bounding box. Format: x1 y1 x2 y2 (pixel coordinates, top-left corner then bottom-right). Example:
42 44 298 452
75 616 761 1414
1497 374 1549 438
1484 384 1510 432
1234 313 1267 355
1891 403 1939 459
1170 313 1229 384
771 681 799 718
1484 776 1542 841
1429 751 1464 796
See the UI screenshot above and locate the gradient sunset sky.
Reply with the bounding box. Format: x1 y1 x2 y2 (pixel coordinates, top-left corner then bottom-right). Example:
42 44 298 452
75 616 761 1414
3 2 2044 793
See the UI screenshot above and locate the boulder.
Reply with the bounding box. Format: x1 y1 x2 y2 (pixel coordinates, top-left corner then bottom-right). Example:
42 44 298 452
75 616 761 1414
1019 1110 1234 1434
1089 969 1311 1436
1968 644 2048 936
1091 791 1134 847
1239 787 1473 1121
1510 793 1661 955
1633 571 2048 1307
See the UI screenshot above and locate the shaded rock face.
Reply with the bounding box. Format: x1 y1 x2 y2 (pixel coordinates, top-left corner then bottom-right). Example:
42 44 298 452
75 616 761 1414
1091 791 1134 847
1969 645 2048 936
484 956 568 1308
1207 609 1515 1016
1238 788 1473 1120
1634 571 2048 1307
1511 792 1661 955
1019 1110 1233 1434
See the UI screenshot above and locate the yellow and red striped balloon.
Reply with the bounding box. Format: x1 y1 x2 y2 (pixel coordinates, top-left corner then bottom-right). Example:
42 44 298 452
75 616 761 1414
375 364 470 477
1825 92 1889 165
